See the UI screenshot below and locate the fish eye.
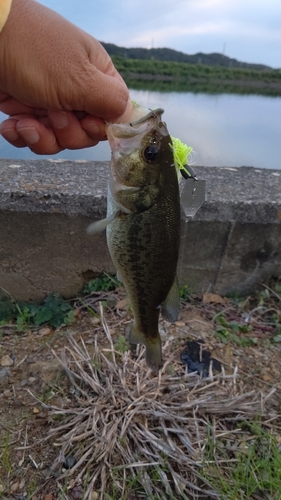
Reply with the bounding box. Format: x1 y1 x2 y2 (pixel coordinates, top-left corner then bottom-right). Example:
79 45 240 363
143 145 158 163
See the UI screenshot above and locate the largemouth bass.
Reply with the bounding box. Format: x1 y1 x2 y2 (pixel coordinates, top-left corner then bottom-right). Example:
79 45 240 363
88 105 181 371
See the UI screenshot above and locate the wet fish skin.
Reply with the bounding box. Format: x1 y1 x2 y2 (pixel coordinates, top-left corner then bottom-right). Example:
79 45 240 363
106 108 181 372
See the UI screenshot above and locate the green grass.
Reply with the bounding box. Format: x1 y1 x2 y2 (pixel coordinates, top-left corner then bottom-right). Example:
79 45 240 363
203 421 281 499
0 433 12 474
179 284 191 302
104 465 184 500
25 473 41 500
0 432 12 498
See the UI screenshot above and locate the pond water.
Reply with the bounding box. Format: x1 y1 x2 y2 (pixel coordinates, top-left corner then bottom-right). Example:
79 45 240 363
0 89 280 169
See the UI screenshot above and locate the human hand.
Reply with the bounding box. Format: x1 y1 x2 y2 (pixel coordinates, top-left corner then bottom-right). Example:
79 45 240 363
0 0 132 154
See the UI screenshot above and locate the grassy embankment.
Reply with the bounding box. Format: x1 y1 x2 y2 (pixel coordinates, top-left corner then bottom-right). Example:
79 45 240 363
1 276 281 498
112 56 281 95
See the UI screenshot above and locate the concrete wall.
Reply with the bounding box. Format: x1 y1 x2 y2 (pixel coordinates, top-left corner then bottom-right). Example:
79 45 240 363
0 159 280 300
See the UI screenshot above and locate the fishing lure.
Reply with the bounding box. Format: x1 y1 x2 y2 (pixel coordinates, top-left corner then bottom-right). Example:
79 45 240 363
170 137 197 180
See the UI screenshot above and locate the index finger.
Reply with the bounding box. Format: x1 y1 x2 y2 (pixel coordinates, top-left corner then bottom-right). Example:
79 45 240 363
0 94 46 116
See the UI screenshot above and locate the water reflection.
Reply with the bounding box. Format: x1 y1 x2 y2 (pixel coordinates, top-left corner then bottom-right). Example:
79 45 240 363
0 90 280 169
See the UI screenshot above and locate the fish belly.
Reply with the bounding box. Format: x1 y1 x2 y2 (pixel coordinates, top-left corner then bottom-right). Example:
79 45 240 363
106 194 180 338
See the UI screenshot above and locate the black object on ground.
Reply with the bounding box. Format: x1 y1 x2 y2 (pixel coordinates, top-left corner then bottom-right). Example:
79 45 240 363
181 340 221 377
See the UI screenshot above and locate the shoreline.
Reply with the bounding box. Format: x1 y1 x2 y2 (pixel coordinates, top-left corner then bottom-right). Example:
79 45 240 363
121 72 281 95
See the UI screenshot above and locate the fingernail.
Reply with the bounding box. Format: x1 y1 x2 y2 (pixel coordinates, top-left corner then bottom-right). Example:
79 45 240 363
81 119 106 140
17 127 40 144
118 99 133 123
49 110 69 129
1 129 19 142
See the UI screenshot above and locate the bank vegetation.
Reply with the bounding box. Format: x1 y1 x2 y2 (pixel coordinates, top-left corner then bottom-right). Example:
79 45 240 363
112 56 281 95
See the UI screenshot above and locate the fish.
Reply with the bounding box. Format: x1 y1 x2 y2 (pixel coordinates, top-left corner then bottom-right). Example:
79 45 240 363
87 105 181 371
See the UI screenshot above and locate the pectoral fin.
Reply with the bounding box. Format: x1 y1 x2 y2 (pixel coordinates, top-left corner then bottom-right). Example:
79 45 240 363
161 277 180 322
87 211 119 235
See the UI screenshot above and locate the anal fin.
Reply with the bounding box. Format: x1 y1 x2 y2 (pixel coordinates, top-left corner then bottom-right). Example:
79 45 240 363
128 323 146 346
129 324 163 372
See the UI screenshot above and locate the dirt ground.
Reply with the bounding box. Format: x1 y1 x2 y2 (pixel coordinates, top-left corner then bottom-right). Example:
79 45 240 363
0 287 281 500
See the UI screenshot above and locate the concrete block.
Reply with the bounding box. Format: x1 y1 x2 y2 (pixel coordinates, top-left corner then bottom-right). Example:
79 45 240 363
216 222 281 295
178 220 232 291
0 160 280 300
0 211 114 300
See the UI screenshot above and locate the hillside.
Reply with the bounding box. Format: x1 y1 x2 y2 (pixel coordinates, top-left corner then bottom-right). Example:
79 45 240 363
101 42 272 71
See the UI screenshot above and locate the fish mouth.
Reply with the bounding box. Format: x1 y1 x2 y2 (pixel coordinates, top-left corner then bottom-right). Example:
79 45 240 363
129 108 164 126
106 107 169 189
106 108 165 148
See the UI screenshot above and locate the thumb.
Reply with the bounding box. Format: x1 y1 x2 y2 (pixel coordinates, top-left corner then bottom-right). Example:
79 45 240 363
78 62 132 122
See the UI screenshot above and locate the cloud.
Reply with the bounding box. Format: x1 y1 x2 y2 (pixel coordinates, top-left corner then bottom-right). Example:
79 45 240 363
39 0 281 67
124 21 222 49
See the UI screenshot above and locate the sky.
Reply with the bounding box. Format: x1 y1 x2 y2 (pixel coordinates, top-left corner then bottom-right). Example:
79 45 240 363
40 0 281 68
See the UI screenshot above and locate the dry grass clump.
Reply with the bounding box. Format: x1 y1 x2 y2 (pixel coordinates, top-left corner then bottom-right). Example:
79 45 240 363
44 307 272 500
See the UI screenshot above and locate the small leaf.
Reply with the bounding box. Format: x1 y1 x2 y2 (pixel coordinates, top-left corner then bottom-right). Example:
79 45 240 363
64 310 75 325
216 315 229 327
34 307 53 326
114 335 128 354
273 334 281 343
229 321 240 333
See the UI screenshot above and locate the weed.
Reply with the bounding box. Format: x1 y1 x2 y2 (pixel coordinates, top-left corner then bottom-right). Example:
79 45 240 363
112 56 281 96
25 472 40 500
273 324 281 343
30 294 75 328
77 298 99 319
275 281 281 297
203 421 281 500
83 273 120 295
214 314 257 346
0 274 120 332
260 280 281 303
0 433 12 474
0 292 75 331
0 295 17 324
114 335 128 354
38 371 67 405
39 384 58 404
57 477 69 500
179 284 190 302
51 413 66 422
105 465 174 500
81 471 91 500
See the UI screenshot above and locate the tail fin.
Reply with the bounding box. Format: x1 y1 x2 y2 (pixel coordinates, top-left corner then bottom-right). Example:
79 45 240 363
145 338 163 372
129 324 163 372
